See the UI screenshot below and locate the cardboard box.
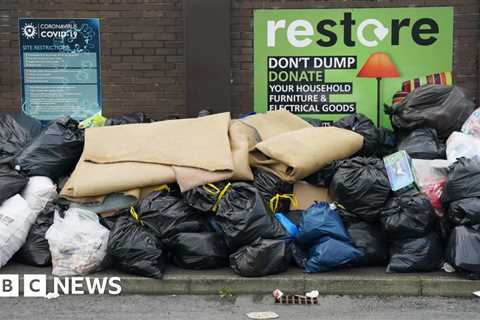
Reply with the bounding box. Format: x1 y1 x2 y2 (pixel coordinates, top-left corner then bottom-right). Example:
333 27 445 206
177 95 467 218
291 181 331 211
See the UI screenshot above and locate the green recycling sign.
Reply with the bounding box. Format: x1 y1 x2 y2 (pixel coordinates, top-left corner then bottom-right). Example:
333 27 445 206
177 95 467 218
253 7 453 126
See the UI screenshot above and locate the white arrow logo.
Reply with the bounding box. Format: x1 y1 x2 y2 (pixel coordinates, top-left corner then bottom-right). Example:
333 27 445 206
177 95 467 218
357 19 389 47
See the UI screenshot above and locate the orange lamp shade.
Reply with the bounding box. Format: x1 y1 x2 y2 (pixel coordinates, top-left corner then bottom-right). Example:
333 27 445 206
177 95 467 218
357 52 400 78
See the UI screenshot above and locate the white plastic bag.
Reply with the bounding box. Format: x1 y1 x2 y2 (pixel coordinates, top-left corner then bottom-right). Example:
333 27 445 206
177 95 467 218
21 176 57 213
412 159 449 218
0 195 36 268
446 132 480 163
46 208 109 276
412 159 449 188
462 108 480 138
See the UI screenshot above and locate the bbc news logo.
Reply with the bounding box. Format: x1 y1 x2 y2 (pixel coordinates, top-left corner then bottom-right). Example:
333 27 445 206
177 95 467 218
0 275 122 297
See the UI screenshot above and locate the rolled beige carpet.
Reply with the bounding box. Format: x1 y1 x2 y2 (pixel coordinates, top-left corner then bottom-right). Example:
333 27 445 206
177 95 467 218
61 112 236 198
250 126 363 182
229 120 256 181
83 112 234 171
61 154 177 198
241 110 311 141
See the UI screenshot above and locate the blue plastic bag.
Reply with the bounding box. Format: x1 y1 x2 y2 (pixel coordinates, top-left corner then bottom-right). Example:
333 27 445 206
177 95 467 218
275 213 298 238
296 202 350 245
305 237 363 273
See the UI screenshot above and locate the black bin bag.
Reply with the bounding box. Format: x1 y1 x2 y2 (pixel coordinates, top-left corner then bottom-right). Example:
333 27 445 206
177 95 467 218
387 232 443 273
380 191 436 241
9 113 43 138
448 198 480 226
184 182 288 250
230 238 292 277
14 202 59 266
304 161 339 187
107 212 167 279
182 181 227 212
329 157 391 222
447 225 480 273
346 221 388 267
385 85 475 140
105 112 151 126
252 168 293 214
333 113 396 157
12 117 84 180
138 190 210 240
166 232 229 270
214 183 288 250
441 157 480 204
375 127 397 156
0 165 28 204
336 206 361 226
291 243 308 269
99 212 126 231
0 113 41 165
397 128 446 159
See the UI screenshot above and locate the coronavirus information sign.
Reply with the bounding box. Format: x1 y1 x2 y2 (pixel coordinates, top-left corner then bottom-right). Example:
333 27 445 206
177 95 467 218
19 18 101 121
254 8 453 125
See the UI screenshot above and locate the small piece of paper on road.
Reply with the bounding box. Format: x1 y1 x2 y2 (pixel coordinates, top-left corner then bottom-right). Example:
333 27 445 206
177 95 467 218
473 291 480 297
305 290 319 298
45 292 60 299
442 262 455 273
246 311 279 319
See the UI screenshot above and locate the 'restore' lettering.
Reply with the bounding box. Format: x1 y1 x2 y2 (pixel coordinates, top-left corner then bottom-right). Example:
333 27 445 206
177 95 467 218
267 12 439 48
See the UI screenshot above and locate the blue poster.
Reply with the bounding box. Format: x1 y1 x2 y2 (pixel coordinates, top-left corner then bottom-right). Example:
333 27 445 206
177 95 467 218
19 18 101 121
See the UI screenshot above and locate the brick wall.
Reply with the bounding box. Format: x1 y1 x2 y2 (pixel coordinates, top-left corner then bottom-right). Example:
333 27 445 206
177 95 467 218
0 1 478 119
231 0 480 116
0 0 184 119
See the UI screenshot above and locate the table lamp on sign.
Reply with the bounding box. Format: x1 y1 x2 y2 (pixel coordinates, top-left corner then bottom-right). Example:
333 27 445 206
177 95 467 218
357 52 400 127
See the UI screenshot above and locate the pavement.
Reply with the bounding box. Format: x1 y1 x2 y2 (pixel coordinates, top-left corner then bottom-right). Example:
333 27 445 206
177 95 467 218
1 294 480 320
1 262 479 297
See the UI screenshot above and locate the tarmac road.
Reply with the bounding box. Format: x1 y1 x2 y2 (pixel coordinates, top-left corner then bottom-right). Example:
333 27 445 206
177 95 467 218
1 294 480 320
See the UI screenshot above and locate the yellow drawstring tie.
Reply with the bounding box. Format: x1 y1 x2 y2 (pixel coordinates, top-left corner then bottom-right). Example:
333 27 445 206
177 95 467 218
202 183 232 212
130 207 144 226
152 184 171 193
334 202 345 210
269 193 298 213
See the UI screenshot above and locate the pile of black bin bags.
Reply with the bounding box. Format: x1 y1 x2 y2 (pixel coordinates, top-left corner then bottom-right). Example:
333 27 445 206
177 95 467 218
104 170 372 279
0 114 85 266
102 86 479 279
3 84 480 280
105 178 291 278
0 112 151 269
323 156 444 273
0 114 81 267
442 157 480 276
304 84 479 277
